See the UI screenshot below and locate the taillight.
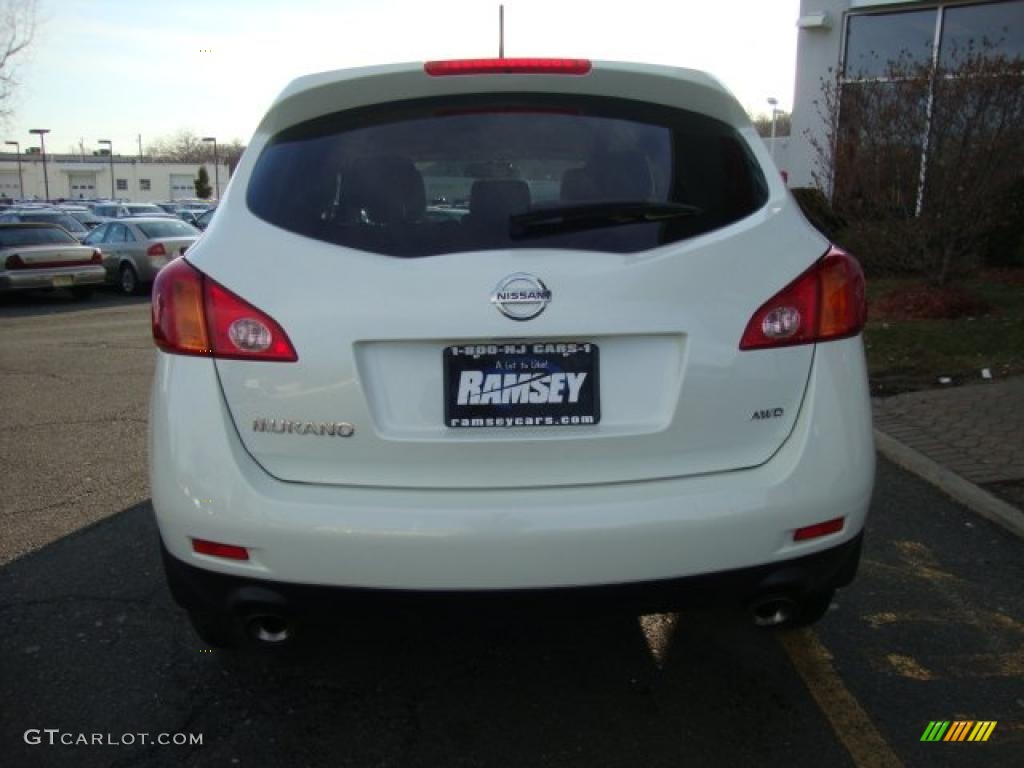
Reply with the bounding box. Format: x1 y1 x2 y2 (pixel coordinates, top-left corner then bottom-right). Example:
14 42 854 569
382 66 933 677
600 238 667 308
424 58 592 76
147 243 167 257
191 538 249 560
793 517 845 542
151 259 297 362
5 252 103 269
739 246 866 350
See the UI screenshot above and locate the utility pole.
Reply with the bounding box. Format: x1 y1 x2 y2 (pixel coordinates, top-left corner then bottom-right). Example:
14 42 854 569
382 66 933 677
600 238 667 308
29 129 50 200
98 139 114 199
203 137 220 200
138 134 143 161
499 5 504 58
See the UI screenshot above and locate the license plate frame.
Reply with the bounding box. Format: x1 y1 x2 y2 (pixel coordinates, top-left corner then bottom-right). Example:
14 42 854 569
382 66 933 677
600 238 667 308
443 342 600 429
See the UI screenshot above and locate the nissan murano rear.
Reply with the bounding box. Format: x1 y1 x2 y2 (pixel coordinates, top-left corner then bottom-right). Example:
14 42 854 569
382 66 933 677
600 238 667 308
149 59 874 648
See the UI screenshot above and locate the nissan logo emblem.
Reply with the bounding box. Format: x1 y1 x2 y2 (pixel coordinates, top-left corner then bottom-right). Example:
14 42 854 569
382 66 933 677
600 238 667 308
490 273 551 321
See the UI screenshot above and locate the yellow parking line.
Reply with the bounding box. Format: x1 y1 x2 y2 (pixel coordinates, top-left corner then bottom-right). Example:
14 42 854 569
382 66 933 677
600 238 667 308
884 653 934 681
780 629 903 768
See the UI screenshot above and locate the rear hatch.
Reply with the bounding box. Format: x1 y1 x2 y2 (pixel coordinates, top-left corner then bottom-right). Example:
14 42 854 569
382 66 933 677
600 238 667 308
0 225 97 267
133 219 199 261
195 61 827 489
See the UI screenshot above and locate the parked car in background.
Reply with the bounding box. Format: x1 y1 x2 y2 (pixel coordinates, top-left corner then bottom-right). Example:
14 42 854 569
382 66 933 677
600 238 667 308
174 199 214 212
176 209 202 227
57 205 105 230
126 203 173 217
0 222 105 298
91 202 173 219
0 209 92 242
194 207 216 230
91 203 129 219
150 58 873 648
84 216 200 294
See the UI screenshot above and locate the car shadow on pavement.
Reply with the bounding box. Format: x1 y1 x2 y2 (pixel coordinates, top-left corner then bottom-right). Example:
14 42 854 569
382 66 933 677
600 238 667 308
0 502 851 768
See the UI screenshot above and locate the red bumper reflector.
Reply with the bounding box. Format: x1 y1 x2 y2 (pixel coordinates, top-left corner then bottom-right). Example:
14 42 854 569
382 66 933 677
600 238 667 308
424 58 592 76
793 517 845 542
192 539 249 560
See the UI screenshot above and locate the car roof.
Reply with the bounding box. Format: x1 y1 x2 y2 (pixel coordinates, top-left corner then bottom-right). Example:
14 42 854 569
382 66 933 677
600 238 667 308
261 60 745 137
121 216 196 224
0 221 65 229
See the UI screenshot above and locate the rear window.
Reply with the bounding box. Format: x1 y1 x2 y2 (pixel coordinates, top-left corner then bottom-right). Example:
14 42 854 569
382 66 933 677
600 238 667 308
136 220 199 238
247 94 768 256
20 213 88 233
126 204 164 215
69 211 102 225
0 226 78 247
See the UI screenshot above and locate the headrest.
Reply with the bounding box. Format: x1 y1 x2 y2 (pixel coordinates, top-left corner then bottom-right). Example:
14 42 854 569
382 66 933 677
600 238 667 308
561 151 655 203
596 151 654 200
469 179 531 220
342 155 425 224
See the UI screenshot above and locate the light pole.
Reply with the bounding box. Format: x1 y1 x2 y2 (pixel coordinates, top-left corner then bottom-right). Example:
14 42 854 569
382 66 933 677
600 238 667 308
29 129 50 200
98 139 114 199
4 140 23 199
202 137 219 200
767 97 780 161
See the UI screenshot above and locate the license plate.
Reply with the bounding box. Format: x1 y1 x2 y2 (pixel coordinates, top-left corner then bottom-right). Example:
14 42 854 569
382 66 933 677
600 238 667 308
52 275 73 288
444 342 600 428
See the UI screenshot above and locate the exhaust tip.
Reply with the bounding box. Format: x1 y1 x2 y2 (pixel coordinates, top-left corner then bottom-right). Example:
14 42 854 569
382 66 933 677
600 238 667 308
749 595 798 628
245 614 292 644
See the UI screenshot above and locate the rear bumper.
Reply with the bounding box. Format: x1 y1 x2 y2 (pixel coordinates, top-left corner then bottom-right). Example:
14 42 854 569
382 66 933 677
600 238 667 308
162 533 863 619
0 265 106 292
150 337 875 591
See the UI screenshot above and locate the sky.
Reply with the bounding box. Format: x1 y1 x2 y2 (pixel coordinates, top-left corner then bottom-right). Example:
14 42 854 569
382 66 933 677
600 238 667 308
6 0 799 156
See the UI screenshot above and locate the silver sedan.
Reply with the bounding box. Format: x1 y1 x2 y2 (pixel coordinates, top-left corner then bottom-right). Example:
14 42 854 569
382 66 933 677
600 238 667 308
83 217 200 294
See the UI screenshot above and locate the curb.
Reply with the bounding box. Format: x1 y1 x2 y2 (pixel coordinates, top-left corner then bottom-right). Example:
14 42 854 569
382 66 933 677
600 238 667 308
874 428 1024 540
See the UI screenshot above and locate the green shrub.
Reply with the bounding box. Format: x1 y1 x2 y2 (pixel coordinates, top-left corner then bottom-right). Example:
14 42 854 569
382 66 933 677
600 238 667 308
980 177 1024 267
835 218 930 278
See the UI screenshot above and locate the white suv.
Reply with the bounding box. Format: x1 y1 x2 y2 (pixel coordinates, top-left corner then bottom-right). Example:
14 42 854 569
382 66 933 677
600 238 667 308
149 59 874 647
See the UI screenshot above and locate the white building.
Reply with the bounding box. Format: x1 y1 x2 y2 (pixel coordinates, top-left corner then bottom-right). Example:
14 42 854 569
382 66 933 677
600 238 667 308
785 0 1024 189
0 153 230 203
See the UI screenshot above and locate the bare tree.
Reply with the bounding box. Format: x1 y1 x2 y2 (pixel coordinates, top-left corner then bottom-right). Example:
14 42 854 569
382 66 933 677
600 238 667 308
752 111 791 138
147 131 246 173
220 138 245 174
0 0 38 119
146 130 209 162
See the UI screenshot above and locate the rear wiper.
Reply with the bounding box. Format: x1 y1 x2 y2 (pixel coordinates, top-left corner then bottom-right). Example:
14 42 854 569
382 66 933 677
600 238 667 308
509 201 702 239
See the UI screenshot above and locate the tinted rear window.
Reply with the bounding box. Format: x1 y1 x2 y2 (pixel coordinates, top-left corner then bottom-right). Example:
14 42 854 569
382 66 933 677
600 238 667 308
136 220 199 238
21 212 88 233
0 226 78 247
247 94 768 256
126 204 164 215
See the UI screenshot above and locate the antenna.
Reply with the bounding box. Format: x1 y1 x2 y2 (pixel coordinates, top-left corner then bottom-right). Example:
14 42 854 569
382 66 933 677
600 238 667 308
499 4 504 58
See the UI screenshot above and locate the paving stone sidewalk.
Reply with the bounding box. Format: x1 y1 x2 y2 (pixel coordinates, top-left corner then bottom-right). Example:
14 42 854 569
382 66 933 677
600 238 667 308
873 376 1024 508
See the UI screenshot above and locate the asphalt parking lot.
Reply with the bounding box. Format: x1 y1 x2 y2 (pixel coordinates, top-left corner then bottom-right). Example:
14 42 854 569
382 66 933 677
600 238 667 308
1 293 1022 768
